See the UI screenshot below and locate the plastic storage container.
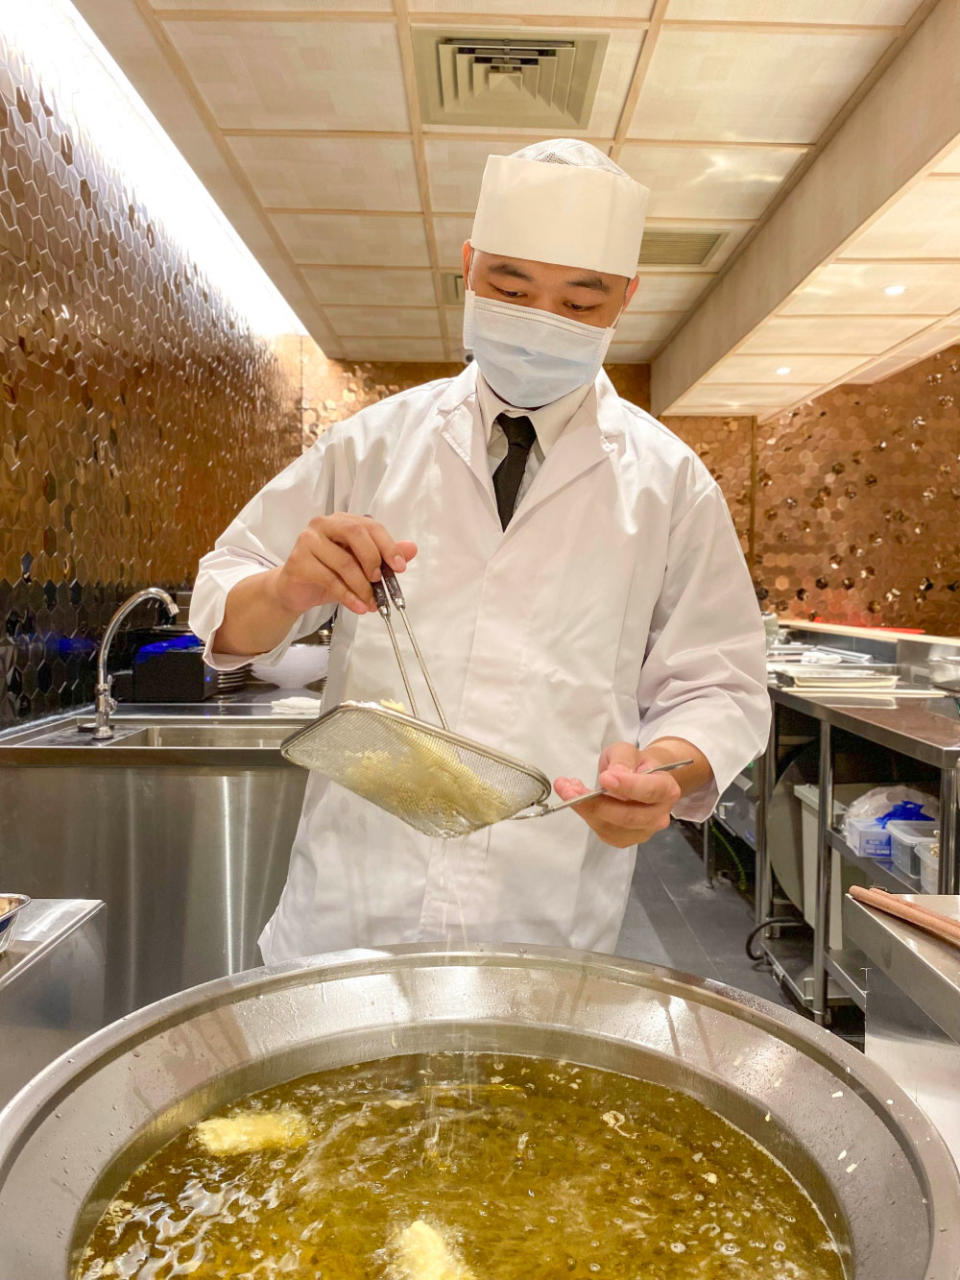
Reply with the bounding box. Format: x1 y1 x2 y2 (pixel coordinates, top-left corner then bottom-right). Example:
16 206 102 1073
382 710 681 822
845 816 893 859
886 819 936 883
917 837 940 893
793 783 877 952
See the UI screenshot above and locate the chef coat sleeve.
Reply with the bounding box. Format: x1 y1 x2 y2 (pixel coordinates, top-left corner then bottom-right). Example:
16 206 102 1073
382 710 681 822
189 428 355 671
635 483 770 822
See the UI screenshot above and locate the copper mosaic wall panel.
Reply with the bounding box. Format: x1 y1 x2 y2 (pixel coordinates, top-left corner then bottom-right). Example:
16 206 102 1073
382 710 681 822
755 344 960 634
0 33 300 725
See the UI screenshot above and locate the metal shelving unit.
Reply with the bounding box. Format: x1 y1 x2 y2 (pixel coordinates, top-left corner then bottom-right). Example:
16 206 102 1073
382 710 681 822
755 685 960 1026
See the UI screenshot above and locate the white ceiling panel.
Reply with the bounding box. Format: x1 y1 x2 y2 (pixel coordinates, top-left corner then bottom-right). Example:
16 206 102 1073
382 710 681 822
847 321 960 382
410 0 655 13
163 19 410 131
154 1 393 9
425 138 502 214
228 136 421 211
326 306 442 338
616 311 681 342
780 261 960 315
301 267 436 306
339 338 448 361
736 314 930 354
627 28 894 143
609 340 660 361
671 383 821 411
434 215 474 269
932 142 960 174
632 273 712 310
619 142 802 220
270 213 431 266
839 178 960 259
666 0 921 22
703 353 867 384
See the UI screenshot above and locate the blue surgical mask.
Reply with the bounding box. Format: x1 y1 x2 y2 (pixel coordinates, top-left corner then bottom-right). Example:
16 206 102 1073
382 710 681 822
462 289 617 408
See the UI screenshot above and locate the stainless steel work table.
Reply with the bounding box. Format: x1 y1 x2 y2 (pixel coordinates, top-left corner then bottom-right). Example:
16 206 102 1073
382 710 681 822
755 686 960 1023
846 894 960 1169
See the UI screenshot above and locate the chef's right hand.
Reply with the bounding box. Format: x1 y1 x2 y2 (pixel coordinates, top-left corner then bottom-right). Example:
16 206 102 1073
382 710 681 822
273 513 417 616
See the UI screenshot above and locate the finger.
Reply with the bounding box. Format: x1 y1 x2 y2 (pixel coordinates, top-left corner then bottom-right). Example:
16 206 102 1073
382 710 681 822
301 561 370 616
395 539 418 566
597 764 681 807
362 520 415 573
337 524 385 582
554 776 592 803
600 741 641 773
309 533 377 607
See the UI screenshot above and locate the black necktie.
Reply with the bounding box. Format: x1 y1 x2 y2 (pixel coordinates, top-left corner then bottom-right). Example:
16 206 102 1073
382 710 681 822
492 413 537 529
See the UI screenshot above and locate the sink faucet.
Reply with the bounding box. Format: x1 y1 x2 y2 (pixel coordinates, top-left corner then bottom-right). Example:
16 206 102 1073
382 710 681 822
91 588 179 739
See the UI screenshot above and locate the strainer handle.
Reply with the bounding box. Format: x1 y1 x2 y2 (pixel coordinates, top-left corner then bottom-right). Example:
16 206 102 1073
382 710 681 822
512 760 694 820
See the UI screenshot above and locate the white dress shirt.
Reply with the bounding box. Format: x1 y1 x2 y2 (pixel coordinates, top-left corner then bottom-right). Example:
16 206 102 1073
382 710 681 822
476 372 593 507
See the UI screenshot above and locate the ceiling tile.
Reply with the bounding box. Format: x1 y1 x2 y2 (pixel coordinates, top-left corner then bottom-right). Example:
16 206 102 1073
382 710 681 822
838 177 960 259
848 325 960 382
736 314 931 354
666 0 920 21
435 215 474 268
270 212 430 266
632 273 712 310
932 142 960 174
781 261 960 315
301 267 436 306
339 337 448 361
426 138 504 215
670 383 821 411
410 0 655 13
163 19 409 131
609 340 659 361
619 142 802 219
154 1 393 8
326 307 442 338
616 311 680 342
703 353 867 384
627 28 893 143
226 136 421 211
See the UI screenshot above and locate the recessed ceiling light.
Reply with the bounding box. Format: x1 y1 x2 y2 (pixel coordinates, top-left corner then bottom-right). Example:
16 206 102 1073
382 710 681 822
884 284 907 297
776 365 792 375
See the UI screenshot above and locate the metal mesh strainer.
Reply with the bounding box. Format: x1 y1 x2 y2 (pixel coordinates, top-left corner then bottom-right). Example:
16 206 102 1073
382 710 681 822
280 563 690 836
282 701 550 839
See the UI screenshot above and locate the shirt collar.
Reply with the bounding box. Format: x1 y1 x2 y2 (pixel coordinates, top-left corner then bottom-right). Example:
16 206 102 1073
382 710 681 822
476 372 594 454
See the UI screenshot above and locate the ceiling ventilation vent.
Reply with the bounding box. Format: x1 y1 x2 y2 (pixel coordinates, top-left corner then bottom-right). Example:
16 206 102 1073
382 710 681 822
639 229 724 267
413 31 608 129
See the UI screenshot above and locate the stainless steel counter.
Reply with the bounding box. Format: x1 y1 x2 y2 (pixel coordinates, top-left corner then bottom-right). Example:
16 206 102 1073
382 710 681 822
0 899 106 1107
846 894 960 1168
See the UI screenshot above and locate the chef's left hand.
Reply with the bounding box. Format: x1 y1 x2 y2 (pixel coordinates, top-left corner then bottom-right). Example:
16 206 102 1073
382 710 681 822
554 742 684 849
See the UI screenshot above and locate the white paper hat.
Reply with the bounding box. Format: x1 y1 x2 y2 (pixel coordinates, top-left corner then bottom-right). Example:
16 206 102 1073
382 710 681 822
470 138 648 278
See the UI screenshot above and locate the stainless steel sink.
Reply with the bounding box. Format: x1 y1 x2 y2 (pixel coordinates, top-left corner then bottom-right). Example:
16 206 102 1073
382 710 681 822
0 713 304 761
0 707 311 1017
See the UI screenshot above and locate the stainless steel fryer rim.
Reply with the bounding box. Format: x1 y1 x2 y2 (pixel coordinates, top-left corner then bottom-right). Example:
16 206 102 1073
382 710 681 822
1 945 959 1280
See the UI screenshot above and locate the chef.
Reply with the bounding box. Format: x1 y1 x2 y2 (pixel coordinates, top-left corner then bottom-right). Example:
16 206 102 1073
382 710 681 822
190 138 770 962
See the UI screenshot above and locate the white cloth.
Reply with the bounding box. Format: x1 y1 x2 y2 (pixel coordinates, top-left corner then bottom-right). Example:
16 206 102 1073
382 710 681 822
471 152 649 277
190 363 770 961
478 372 591 508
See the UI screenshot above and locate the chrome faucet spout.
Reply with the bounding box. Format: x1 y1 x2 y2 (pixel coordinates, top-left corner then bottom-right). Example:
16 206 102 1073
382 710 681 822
92 588 179 739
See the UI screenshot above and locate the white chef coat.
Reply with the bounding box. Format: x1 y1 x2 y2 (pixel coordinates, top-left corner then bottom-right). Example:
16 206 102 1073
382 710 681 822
190 362 770 962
